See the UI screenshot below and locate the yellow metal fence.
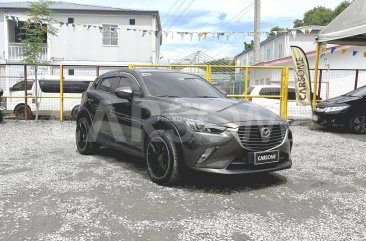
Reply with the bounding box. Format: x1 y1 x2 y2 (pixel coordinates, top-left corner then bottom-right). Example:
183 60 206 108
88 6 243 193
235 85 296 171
0 64 289 121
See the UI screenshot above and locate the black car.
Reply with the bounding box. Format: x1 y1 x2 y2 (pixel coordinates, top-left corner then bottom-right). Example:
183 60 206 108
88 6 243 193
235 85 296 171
313 85 366 134
76 69 293 185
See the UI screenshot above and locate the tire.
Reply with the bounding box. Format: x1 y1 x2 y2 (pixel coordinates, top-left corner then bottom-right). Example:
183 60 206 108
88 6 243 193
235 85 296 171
14 105 33 120
145 130 182 186
349 113 366 134
0 111 3 123
76 117 98 155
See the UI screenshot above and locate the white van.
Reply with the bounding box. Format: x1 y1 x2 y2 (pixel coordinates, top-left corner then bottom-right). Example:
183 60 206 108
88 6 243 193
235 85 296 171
4 76 95 119
247 85 320 119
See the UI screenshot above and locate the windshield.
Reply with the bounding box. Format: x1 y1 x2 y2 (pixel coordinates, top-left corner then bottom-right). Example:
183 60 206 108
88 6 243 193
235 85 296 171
345 86 366 97
141 72 225 98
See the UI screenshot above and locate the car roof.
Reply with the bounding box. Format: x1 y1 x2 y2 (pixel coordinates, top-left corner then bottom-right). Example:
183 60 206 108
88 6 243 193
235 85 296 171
98 68 197 78
251 85 295 89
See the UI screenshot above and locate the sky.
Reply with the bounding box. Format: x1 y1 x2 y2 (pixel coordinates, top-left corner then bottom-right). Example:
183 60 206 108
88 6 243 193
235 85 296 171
1 0 348 63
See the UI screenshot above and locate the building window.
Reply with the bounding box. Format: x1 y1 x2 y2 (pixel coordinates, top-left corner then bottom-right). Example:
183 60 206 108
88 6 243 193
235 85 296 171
129 19 136 25
279 44 284 58
266 49 271 61
68 18 74 24
68 69 75 75
102 24 118 46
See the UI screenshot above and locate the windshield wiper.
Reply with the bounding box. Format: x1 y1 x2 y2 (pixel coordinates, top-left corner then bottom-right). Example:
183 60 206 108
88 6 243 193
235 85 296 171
191 96 218 98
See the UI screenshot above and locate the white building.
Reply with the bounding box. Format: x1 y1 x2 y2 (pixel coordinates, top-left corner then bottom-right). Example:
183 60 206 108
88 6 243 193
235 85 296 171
0 1 162 66
234 26 366 98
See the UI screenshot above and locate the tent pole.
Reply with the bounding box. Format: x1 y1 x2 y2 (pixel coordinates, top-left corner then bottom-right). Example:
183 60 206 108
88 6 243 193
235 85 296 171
312 42 321 111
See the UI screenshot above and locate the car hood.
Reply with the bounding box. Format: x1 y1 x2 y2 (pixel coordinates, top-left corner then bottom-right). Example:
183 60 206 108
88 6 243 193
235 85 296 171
319 95 360 106
148 97 283 127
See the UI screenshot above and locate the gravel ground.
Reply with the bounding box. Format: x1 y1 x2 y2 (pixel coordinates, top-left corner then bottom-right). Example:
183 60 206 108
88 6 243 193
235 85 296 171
0 120 365 241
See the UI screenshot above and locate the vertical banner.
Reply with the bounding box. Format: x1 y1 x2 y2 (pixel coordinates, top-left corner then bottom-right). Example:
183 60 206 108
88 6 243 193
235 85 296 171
291 46 312 106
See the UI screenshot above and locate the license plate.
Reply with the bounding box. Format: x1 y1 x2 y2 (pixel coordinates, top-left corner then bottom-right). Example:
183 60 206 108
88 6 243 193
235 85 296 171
254 151 279 165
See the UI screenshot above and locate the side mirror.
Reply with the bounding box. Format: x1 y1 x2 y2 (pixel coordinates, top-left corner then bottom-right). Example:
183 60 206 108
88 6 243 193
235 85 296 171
115 87 133 99
0 88 3 97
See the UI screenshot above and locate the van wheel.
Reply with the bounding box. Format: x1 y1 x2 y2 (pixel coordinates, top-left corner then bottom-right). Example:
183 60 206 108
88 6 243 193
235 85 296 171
14 105 33 120
349 113 366 134
145 130 182 186
71 106 79 120
76 117 98 155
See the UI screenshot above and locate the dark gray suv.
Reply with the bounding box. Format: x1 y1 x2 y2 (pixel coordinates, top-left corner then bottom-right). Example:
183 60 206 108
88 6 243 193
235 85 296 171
76 68 293 185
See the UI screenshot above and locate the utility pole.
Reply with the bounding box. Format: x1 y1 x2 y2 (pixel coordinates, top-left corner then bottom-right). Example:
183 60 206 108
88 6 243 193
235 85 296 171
254 0 261 65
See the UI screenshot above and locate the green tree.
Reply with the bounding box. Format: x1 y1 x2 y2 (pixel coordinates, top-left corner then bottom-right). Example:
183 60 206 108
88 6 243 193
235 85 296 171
269 26 285 38
244 40 254 51
333 1 351 18
293 19 304 28
302 6 333 26
20 0 58 120
293 1 353 28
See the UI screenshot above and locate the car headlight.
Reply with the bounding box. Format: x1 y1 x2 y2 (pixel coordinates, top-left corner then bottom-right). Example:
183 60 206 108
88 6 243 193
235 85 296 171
184 119 226 133
324 105 349 113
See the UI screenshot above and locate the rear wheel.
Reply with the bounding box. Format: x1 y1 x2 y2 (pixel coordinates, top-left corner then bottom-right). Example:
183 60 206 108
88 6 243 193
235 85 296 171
14 105 33 120
0 111 3 123
349 113 366 134
145 130 182 186
76 117 98 154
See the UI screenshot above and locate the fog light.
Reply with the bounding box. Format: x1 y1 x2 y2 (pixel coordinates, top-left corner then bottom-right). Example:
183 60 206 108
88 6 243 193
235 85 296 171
197 147 217 164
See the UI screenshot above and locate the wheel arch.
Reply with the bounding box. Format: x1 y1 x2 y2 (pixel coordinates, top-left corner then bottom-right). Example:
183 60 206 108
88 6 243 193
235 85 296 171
143 116 184 159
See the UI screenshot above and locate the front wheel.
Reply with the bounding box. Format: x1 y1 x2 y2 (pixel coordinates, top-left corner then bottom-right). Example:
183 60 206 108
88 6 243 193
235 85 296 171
145 130 182 186
349 113 366 134
76 117 98 154
14 105 33 120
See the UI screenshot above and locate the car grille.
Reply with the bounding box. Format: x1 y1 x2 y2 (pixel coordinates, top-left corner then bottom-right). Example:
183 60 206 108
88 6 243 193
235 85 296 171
237 124 287 151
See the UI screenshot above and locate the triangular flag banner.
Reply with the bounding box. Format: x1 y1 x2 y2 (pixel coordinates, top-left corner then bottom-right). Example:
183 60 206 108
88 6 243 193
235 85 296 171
364 52 366 58
291 30 297 38
87 25 91 30
225 32 231 40
164 31 169 39
330 47 336 54
189 32 194 41
99 26 103 32
342 49 347 54
180 32 184 40
353 51 358 56
142 30 147 37
59 22 65 27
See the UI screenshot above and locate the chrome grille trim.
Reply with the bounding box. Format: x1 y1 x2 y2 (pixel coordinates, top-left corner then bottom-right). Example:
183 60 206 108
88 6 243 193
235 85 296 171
237 124 287 151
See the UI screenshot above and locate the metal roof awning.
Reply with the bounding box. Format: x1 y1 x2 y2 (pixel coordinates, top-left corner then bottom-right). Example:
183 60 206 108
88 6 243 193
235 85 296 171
317 0 366 45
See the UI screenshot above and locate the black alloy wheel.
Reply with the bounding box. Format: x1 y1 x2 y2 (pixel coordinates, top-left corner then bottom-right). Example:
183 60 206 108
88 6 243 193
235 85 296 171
145 130 182 186
76 117 97 154
350 113 366 134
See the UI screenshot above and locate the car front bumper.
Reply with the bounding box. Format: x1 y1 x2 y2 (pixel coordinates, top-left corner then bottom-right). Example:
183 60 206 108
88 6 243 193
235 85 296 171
313 111 348 127
175 123 292 174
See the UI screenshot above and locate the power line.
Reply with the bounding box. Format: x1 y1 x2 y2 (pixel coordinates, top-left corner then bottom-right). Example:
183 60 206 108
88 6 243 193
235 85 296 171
163 0 187 29
166 0 195 31
161 0 180 26
163 1 255 62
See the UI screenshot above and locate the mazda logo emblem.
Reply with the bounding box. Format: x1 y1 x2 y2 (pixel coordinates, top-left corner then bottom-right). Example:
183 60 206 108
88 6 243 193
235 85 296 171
260 127 271 138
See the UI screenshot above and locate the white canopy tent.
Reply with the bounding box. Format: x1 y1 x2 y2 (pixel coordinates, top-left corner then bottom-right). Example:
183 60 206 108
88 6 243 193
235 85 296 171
312 0 366 108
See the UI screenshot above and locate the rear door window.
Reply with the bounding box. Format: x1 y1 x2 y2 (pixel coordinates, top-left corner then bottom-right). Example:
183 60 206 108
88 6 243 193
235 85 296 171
12 81 34 91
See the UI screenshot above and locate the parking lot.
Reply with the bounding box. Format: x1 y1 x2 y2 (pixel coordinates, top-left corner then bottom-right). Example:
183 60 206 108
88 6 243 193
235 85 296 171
0 120 365 241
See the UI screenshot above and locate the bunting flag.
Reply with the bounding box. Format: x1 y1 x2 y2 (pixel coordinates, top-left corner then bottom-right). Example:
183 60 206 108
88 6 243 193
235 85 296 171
364 52 366 58
342 49 347 54
353 51 358 56
330 47 336 54
4 14 334 42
